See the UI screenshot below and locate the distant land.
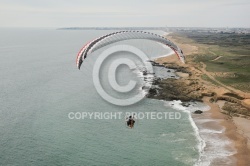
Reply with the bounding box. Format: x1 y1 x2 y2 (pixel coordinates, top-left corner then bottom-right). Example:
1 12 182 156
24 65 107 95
57 27 166 30
58 27 250 34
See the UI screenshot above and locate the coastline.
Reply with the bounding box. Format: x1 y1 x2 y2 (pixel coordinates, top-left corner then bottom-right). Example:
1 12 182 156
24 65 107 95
151 32 250 165
202 97 250 165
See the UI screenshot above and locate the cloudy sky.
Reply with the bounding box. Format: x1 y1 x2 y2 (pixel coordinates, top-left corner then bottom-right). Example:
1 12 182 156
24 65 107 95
0 0 249 28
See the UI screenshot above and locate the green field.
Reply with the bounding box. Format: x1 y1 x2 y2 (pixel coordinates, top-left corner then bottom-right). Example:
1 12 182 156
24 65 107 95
170 32 250 92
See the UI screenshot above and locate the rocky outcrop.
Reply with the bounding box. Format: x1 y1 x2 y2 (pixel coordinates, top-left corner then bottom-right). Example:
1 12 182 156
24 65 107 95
146 60 250 118
147 78 204 102
162 62 192 75
222 102 250 117
146 62 206 102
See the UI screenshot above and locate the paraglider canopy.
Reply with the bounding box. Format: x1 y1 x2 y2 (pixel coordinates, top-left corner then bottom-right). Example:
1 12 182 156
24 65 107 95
76 30 185 69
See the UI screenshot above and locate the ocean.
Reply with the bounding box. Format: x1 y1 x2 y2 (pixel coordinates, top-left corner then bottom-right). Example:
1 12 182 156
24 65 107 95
0 28 207 165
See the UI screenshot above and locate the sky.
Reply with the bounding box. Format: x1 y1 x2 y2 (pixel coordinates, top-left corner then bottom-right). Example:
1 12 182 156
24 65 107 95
0 0 249 28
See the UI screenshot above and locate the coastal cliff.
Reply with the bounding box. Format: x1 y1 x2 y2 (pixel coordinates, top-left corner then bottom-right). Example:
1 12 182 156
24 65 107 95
147 62 250 118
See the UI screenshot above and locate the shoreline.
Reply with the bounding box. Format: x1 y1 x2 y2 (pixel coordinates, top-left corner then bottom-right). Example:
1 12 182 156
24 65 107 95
150 33 250 165
202 97 250 165
165 100 208 165
198 97 237 165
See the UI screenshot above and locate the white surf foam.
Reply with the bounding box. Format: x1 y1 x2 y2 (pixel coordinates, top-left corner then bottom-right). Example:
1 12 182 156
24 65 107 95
166 100 206 165
165 100 237 166
199 128 225 134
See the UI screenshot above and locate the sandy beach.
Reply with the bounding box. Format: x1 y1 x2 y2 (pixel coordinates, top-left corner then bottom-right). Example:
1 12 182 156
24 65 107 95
202 97 250 165
155 33 250 165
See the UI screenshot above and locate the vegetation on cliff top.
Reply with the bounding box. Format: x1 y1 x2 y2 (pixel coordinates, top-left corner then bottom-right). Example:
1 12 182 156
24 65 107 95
169 32 250 92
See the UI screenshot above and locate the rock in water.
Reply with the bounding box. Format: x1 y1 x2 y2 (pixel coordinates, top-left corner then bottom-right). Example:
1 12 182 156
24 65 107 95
194 110 203 114
147 88 157 96
181 103 190 107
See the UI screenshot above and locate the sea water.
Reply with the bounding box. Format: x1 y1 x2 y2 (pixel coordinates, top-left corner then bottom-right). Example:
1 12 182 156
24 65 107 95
0 28 201 166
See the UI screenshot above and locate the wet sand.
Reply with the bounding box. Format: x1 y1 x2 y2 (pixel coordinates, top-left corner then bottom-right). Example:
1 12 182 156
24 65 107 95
233 117 250 149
